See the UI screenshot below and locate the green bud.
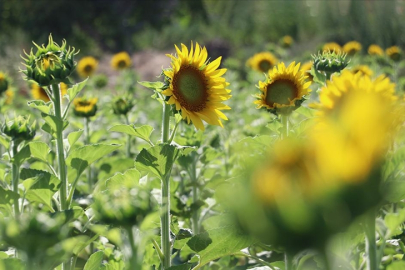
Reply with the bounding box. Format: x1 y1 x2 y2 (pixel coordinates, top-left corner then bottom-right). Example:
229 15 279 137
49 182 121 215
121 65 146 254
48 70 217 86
312 50 349 74
93 74 108 89
21 34 78 87
2 115 36 142
112 96 134 115
0 72 9 94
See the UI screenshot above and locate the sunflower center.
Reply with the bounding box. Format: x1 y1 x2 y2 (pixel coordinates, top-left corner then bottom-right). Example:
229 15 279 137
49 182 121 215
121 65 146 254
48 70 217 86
258 60 272 72
265 79 298 106
172 65 207 112
84 64 94 74
118 60 128 68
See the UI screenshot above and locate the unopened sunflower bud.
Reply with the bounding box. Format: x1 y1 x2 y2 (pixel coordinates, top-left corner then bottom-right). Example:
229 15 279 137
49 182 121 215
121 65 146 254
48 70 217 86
21 34 77 87
2 115 36 141
93 74 108 89
73 97 98 118
112 96 134 115
313 51 349 74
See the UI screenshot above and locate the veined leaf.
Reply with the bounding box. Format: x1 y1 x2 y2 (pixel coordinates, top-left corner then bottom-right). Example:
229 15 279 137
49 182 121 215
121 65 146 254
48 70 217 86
109 124 153 144
83 251 104 270
67 130 84 149
27 100 52 114
67 78 88 102
138 81 164 91
29 141 51 163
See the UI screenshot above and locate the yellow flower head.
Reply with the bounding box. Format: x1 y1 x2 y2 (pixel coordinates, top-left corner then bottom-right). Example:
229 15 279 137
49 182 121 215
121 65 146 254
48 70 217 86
31 82 68 102
322 42 341 53
300 61 314 82
77 56 98 78
5 89 14 105
247 52 279 73
367 44 384 56
315 70 399 182
343 41 362 55
73 97 98 118
0 71 9 94
162 42 231 131
111 52 132 70
281 35 294 48
254 62 311 115
350 65 373 77
386 46 402 61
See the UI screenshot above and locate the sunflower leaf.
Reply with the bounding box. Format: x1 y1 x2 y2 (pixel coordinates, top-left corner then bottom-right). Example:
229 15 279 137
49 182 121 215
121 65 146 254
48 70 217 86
27 100 52 114
109 124 154 144
67 78 88 102
138 81 164 91
29 141 51 163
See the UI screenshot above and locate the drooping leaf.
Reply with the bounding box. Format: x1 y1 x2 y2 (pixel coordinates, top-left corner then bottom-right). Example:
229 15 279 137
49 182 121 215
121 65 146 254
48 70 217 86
29 141 51 163
135 144 181 180
109 124 154 144
67 78 88 102
66 144 121 182
83 251 104 270
186 215 255 267
138 81 164 91
27 100 52 114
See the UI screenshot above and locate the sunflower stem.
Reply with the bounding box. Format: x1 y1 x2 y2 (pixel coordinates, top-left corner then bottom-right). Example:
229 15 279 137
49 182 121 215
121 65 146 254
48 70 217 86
190 153 200 235
127 226 142 270
84 117 93 191
161 102 172 269
285 253 294 270
124 114 132 158
52 84 68 211
364 209 378 270
11 140 20 219
280 114 289 139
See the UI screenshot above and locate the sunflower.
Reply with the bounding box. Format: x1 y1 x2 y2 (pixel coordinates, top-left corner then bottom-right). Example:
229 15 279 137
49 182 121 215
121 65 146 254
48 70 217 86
386 46 402 61
77 56 98 78
300 61 313 82
162 42 231 131
247 52 279 73
111 52 132 70
73 97 98 117
254 62 311 115
343 41 362 55
322 42 341 53
4 89 14 105
0 71 9 94
350 65 373 77
280 35 294 48
367 44 384 56
31 82 68 102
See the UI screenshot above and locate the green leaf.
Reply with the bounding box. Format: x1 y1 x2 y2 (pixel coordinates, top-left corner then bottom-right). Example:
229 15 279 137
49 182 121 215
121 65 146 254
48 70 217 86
383 180 405 203
27 100 52 114
14 144 31 165
167 264 191 270
387 261 405 270
67 130 84 149
295 106 316 118
186 215 255 267
84 251 104 270
0 135 10 149
41 113 69 135
29 141 51 163
384 208 405 237
135 144 181 180
21 168 61 211
138 81 164 91
67 78 88 102
66 144 121 182
0 186 19 206
105 169 141 190
109 124 153 144
0 258 24 270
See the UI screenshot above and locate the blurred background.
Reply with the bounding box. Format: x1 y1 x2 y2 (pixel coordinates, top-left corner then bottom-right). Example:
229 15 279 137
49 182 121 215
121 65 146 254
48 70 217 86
1 0 405 85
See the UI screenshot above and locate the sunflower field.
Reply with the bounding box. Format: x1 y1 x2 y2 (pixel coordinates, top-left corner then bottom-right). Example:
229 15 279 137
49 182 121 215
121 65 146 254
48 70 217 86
1 1 405 270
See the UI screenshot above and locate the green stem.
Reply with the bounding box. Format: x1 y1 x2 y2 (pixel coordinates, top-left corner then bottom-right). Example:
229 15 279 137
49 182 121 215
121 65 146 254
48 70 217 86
280 114 289 139
285 253 293 270
364 210 378 270
124 114 131 158
160 102 172 269
11 140 20 218
84 117 93 191
52 84 68 211
127 226 142 270
190 155 199 235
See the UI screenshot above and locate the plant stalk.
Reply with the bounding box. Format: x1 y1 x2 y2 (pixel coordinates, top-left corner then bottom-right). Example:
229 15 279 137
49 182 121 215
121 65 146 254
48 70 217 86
280 114 289 139
364 210 378 270
84 117 93 191
161 102 172 269
127 226 142 270
190 155 199 235
124 114 131 158
11 140 20 218
52 84 68 211
285 253 293 270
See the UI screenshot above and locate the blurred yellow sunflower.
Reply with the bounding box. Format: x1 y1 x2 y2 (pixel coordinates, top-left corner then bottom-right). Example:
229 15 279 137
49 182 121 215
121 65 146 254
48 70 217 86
5 89 14 105
367 44 384 56
386 46 402 61
77 56 98 78
162 42 231 131
350 65 373 77
343 41 362 55
247 52 279 73
73 97 98 117
322 42 341 53
315 70 398 182
280 35 294 48
254 62 311 114
111 52 132 70
0 71 9 94
300 61 314 82
31 82 68 102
